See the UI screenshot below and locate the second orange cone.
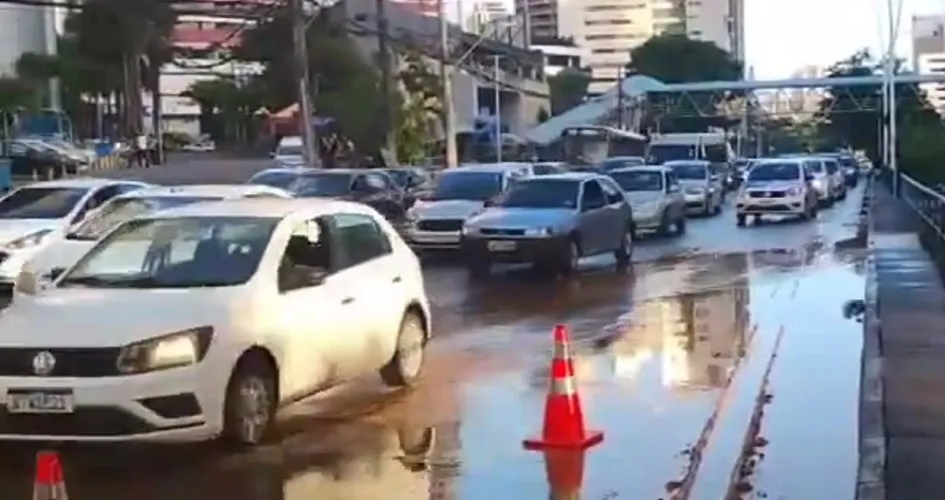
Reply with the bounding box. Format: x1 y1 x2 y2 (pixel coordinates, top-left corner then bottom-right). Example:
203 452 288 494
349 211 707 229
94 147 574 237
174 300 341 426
524 324 603 450
33 450 68 500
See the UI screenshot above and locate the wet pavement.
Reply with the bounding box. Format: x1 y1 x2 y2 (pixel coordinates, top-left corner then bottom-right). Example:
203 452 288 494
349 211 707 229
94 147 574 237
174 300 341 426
2 162 869 499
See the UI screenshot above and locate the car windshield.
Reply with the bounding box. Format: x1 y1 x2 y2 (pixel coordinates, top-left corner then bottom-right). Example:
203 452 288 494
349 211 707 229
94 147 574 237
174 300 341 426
748 163 801 181
59 216 279 289
248 171 301 189
0 187 88 219
291 173 353 197
609 171 663 191
839 157 857 168
648 144 697 164
276 145 303 156
598 157 644 172
429 171 503 201
66 196 220 240
668 162 708 180
493 179 579 209
385 170 411 187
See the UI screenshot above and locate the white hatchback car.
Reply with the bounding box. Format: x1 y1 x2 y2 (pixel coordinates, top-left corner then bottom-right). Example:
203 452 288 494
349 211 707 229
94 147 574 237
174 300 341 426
0 198 431 445
17 184 293 295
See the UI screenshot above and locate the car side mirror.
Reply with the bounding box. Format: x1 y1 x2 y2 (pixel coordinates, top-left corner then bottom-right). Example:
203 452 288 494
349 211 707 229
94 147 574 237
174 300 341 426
283 264 326 291
710 174 720 182
804 175 814 182
48 267 66 281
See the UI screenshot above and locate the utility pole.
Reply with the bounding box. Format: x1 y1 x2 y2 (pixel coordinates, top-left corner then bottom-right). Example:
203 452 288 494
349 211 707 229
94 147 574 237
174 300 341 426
377 0 396 163
616 66 624 129
492 55 502 162
291 0 318 167
439 0 458 167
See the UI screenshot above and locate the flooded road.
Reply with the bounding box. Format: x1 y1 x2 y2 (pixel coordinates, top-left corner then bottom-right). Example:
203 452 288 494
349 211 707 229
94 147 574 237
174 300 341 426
7 163 867 500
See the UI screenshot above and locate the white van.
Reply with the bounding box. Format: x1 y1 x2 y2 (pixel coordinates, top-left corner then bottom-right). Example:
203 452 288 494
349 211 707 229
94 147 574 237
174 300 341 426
273 136 307 167
647 133 734 166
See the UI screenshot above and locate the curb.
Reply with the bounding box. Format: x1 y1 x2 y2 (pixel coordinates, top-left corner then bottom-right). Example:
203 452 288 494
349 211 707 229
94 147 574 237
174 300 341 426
857 177 886 500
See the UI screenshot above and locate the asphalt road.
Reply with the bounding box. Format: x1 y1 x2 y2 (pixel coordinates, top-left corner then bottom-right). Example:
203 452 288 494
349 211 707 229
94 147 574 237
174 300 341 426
2 159 868 500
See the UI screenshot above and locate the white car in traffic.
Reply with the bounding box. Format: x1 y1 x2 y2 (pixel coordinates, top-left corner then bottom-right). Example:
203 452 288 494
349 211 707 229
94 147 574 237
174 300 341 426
735 159 819 225
0 178 151 293
17 184 293 295
0 198 431 444
404 163 531 250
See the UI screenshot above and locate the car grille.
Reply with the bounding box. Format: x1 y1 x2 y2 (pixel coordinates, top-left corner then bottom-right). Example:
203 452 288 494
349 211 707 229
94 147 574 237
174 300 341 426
0 348 121 377
748 191 786 199
0 406 159 436
416 219 464 232
479 228 526 236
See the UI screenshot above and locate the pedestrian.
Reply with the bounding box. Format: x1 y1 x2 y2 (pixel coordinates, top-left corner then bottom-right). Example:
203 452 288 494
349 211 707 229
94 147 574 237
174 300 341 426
134 133 149 168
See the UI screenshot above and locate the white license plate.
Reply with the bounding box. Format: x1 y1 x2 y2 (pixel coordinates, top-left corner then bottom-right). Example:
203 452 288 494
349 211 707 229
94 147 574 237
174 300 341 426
6 390 75 414
487 240 516 252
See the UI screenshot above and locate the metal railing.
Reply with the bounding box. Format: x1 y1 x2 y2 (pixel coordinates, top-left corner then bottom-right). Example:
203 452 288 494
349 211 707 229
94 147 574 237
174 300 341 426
891 169 945 271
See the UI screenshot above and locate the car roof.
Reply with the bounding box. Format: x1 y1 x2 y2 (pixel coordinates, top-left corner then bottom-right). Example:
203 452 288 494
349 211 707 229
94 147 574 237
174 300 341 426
296 168 364 176
663 159 711 166
608 165 670 174
20 178 143 189
528 172 600 182
138 198 373 220
278 136 303 146
600 156 644 161
115 184 291 199
751 158 805 166
448 163 531 174
251 167 316 176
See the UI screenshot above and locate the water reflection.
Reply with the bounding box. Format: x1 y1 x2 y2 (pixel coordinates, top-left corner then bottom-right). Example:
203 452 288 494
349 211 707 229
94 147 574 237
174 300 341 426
610 253 751 391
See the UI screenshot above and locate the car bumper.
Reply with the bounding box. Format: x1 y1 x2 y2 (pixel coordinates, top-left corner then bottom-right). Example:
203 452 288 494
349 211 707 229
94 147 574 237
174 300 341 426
633 211 664 231
736 197 807 215
462 235 570 264
0 366 222 442
404 229 462 249
683 194 709 212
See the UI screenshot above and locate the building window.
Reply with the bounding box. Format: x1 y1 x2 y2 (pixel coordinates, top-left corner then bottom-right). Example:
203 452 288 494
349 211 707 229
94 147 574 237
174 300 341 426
585 19 633 26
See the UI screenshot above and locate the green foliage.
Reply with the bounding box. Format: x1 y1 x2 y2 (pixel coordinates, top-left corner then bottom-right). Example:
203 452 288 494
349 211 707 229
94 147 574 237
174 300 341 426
182 78 264 142
629 34 743 132
548 69 590 115
0 77 34 111
817 49 942 178
396 52 441 162
899 122 945 184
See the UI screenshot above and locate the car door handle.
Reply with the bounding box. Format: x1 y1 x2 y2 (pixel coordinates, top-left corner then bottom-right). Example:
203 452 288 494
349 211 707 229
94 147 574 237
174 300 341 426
342 297 355 305
392 276 402 283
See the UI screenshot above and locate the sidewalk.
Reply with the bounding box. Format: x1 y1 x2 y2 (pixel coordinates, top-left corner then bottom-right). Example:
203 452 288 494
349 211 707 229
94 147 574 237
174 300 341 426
866 184 945 499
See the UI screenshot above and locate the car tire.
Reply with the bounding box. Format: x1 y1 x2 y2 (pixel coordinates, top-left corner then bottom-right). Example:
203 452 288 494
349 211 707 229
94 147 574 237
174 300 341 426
736 213 746 227
675 214 686 235
380 312 427 388
558 238 581 276
614 223 634 266
657 211 673 236
221 352 278 447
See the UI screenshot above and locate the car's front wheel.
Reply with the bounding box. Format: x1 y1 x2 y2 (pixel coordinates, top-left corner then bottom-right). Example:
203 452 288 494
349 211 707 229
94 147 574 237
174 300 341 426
222 352 277 447
614 223 634 266
380 312 427 387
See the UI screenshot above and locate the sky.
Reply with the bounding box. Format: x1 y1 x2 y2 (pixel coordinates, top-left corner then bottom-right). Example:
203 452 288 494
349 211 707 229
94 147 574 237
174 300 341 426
745 0 945 79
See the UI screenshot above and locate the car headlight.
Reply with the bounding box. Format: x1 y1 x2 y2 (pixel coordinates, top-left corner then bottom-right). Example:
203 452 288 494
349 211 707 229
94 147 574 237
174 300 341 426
461 225 478 235
812 179 824 189
4 230 53 251
524 227 554 237
786 187 802 196
116 327 214 374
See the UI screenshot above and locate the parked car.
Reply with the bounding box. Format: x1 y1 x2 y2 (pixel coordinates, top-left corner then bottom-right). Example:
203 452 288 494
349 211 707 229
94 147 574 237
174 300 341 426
735 159 819 226
290 169 406 220
246 167 317 189
7 139 74 178
403 164 530 250
606 166 686 237
17 184 292 296
0 198 431 445
0 178 151 294
837 154 859 187
461 173 634 276
382 167 434 209
664 160 724 216
272 136 306 167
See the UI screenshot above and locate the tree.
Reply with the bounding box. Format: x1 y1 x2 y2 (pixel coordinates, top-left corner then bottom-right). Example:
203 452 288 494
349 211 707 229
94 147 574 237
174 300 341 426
817 49 941 175
548 69 590 115
396 52 441 162
628 34 743 132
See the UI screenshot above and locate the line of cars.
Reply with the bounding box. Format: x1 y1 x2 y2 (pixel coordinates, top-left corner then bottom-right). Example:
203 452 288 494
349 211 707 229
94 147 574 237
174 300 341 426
5 137 100 179
0 176 434 446
733 153 862 226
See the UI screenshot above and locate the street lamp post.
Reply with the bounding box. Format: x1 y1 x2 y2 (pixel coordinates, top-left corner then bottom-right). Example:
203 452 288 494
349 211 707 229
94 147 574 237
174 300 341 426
490 55 502 162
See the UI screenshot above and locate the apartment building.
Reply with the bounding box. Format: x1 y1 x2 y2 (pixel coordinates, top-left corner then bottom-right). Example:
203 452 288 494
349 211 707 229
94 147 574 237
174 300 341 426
515 0 745 94
531 39 588 76
912 14 945 115
464 0 511 33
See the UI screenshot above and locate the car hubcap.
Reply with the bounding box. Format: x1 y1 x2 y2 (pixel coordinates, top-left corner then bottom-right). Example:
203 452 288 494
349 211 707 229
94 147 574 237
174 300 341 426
624 231 633 254
398 320 425 379
238 377 270 442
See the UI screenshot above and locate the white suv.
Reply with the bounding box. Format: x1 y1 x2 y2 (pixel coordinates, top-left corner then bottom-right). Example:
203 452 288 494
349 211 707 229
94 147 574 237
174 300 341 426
0 198 430 445
736 159 819 226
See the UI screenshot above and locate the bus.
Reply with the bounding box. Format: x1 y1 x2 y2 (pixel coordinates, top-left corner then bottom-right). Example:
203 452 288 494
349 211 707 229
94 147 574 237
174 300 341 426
560 126 647 165
646 132 733 165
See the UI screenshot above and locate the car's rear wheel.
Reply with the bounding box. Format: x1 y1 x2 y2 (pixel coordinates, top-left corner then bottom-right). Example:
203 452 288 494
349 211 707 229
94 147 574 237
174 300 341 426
222 352 277 447
380 312 427 387
675 214 687 235
614 224 634 266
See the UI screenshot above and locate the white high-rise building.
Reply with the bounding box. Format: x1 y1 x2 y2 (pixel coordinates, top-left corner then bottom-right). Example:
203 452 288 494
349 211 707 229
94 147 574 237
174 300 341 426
912 14 945 115
515 0 746 94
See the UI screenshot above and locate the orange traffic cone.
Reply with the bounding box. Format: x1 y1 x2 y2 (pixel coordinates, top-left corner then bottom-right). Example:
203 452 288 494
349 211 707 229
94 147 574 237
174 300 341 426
33 450 68 500
524 324 603 450
544 450 587 500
